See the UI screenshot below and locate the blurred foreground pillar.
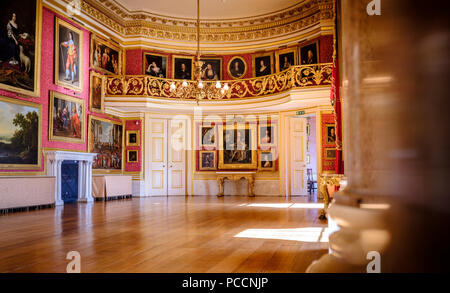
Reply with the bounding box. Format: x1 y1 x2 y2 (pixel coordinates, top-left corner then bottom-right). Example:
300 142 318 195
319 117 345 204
307 0 450 273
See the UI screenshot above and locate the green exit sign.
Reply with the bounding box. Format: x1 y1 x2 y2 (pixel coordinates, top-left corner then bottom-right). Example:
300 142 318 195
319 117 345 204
296 111 306 116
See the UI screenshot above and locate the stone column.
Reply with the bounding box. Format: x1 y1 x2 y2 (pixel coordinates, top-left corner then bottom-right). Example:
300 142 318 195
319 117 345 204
307 0 450 272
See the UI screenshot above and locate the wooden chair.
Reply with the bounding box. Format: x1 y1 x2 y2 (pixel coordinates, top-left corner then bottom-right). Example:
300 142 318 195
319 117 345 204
307 168 317 195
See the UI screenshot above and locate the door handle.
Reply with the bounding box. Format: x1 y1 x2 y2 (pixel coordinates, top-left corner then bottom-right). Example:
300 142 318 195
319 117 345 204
162 164 166 168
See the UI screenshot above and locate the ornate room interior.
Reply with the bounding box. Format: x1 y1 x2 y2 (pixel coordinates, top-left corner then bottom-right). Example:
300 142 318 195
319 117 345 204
0 0 448 274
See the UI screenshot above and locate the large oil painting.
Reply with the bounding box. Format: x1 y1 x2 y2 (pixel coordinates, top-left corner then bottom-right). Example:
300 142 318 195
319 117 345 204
218 124 257 169
55 18 83 91
49 91 85 144
91 34 122 75
88 116 122 172
0 96 41 169
0 0 41 96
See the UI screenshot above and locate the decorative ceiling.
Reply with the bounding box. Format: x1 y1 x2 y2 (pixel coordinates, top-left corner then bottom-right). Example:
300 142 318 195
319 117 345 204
111 0 304 21
46 0 335 53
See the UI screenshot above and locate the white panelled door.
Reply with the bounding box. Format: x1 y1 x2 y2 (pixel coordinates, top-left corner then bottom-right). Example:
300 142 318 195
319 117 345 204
168 119 186 195
289 117 308 196
148 118 186 196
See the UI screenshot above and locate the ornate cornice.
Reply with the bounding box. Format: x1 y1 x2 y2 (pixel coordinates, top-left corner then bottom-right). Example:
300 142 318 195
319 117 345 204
70 0 334 45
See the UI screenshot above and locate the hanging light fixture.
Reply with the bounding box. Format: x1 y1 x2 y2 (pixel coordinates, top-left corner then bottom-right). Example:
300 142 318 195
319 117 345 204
169 0 229 102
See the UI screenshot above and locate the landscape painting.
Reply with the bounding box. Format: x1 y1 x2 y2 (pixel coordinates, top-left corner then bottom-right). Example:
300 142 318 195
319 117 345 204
49 91 85 144
0 0 41 96
0 96 41 169
88 116 122 172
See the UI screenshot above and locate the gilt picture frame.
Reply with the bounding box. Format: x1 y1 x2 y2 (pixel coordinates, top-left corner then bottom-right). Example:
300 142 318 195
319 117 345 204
126 130 140 147
199 150 216 171
90 34 122 75
218 123 257 170
89 71 104 113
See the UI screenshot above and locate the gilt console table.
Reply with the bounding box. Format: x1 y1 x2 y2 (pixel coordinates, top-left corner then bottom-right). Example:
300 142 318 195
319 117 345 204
216 172 256 197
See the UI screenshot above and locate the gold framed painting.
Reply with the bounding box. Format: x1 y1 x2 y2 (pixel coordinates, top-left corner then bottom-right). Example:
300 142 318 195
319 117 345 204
227 56 247 79
88 115 123 173
325 123 336 144
258 150 276 171
299 40 320 65
325 148 336 160
127 150 138 163
172 55 194 80
49 91 85 144
126 130 140 147
54 17 83 91
200 57 222 80
275 47 298 72
258 123 277 147
0 0 42 97
90 34 122 75
218 123 257 170
143 52 168 78
199 151 216 171
89 71 104 113
198 124 216 148
0 95 42 170
252 52 273 77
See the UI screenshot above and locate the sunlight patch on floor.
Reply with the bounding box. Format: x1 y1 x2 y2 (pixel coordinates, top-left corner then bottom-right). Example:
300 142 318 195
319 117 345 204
243 203 324 209
234 227 329 243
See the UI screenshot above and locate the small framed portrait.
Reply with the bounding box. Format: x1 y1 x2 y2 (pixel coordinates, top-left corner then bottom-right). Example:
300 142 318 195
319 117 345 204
90 34 122 75
200 58 222 80
258 150 275 171
325 148 336 160
89 71 104 113
55 18 83 91
259 124 277 146
126 130 140 147
199 151 216 170
143 52 167 78
306 140 310 152
306 154 311 164
275 48 297 72
299 41 320 65
127 150 138 163
253 53 273 77
198 125 216 148
306 123 311 136
227 56 247 79
326 124 336 144
49 91 85 144
172 55 194 80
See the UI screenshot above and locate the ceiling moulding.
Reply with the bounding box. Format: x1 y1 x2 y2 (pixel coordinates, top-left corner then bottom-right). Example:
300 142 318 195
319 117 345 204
53 0 333 51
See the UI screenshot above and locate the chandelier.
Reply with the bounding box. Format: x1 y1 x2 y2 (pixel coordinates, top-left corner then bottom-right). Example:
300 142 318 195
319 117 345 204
169 0 229 101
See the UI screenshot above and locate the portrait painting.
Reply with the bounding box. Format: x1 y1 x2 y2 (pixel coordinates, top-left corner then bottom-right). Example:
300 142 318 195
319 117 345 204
227 56 247 79
126 130 140 147
253 53 273 77
127 150 138 163
55 18 83 91
0 0 42 97
89 71 104 113
259 124 276 146
276 48 297 72
258 150 275 171
325 148 337 160
88 116 123 172
0 96 41 169
300 41 319 65
199 151 216 171
91 34 122 75
143 52 167 78
49 91 85 144
200 58 222 80
199 125 216 147
218 124 257 169
172 55 193 80
326 124 336 144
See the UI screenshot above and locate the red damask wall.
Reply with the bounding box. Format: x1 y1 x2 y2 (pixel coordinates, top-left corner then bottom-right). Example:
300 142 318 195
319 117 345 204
0 7 121 173
124 119 142 173
321 113 336 172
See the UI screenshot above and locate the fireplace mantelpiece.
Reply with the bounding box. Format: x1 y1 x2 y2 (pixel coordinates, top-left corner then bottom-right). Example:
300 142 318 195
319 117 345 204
45 151 97 206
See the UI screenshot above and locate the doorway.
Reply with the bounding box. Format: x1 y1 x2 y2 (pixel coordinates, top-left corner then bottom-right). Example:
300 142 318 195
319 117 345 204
61 160 79 203
146 118 187 196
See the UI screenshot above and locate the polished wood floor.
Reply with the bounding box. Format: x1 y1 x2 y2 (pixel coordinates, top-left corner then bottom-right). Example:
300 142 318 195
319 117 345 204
0 196 328 273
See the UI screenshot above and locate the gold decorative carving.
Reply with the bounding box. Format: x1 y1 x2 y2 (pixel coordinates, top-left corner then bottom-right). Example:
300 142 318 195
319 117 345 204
318 174 343 220
104 63 332 100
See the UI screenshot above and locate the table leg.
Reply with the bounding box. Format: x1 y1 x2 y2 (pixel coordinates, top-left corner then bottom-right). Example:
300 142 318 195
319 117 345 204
248 177 255 197
217 177 224 197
